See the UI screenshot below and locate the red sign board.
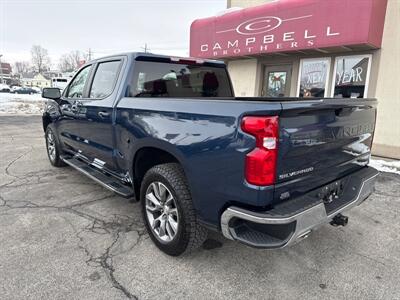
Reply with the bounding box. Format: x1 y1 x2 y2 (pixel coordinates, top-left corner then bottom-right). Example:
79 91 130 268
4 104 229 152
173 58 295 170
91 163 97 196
190 0 388 59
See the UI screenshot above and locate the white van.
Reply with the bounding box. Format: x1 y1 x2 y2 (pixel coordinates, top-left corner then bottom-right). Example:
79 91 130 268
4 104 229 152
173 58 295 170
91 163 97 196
51 78 69 91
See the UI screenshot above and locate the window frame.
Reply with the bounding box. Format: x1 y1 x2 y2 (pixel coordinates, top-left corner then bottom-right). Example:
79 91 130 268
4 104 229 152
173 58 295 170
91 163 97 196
296 57 331 98
330 54 373 98
88 59 123 100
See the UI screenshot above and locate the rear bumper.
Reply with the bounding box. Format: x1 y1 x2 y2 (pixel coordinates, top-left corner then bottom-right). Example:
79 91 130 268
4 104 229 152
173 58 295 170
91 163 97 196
220 167 379 248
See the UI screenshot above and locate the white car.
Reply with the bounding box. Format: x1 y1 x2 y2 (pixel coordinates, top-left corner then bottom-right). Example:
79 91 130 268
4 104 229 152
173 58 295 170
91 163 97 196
10 86 22 92
0 83 11 93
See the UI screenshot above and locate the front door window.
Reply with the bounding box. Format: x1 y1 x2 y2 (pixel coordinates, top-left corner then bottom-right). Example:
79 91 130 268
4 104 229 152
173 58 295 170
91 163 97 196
66 65 91 98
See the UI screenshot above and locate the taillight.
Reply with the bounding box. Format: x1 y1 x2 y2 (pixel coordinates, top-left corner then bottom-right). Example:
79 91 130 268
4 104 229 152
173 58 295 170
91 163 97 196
241 116 279 186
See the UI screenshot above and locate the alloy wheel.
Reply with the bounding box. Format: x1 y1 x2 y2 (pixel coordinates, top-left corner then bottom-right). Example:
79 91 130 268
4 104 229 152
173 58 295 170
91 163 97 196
145 181 179 243
47 130 56 162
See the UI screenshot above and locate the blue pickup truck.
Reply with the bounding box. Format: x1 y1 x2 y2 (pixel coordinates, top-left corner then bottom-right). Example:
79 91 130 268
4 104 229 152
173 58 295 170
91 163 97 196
41 52 379 256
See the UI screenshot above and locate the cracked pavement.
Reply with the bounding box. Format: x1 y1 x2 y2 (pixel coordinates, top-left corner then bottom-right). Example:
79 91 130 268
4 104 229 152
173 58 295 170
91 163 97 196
1 115 399 300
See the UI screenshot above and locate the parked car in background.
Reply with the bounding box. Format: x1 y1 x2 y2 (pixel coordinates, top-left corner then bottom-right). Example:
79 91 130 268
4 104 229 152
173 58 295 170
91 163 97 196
11 87 40 94
31 87 41 94
51 78 69 91
0 84 11 93
10 86 21 93
41 52 379 256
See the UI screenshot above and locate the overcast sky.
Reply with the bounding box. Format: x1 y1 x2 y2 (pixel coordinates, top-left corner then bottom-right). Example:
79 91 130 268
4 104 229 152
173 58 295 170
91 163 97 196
0 0 226 66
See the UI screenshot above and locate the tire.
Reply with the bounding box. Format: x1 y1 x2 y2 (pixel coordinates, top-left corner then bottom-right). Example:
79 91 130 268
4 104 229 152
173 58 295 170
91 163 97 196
140 163 208 256
45 125 67 167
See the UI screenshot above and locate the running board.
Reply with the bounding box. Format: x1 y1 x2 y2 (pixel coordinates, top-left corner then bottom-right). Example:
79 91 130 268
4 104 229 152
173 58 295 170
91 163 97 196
61 156 134 197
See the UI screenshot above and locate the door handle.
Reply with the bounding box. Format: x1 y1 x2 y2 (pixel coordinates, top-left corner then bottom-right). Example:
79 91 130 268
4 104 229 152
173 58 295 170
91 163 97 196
98 111 110 118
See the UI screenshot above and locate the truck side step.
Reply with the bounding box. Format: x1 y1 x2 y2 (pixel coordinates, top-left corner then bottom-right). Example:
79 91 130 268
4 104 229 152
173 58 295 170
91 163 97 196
61 156 134 198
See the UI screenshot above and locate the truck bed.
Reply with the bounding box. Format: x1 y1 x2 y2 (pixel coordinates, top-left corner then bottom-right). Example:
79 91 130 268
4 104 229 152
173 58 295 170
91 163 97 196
115 95 376 225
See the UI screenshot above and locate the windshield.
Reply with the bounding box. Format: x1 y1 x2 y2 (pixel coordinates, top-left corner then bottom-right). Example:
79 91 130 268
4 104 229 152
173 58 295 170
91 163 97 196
130 61 233 98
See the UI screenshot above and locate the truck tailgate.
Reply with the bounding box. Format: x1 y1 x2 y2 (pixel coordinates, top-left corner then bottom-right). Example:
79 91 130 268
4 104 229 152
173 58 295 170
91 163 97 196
274 98 377 203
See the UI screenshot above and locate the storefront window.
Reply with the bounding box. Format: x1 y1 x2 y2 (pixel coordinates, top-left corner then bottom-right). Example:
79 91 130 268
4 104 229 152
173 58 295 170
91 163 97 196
297 58 330 98
332 55 372 98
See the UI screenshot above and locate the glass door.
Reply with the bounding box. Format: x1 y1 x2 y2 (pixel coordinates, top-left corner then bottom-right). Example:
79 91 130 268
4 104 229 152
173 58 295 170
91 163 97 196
262 65 292 97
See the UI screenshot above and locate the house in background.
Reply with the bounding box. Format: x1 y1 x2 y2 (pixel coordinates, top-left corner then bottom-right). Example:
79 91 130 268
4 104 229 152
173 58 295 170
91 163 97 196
43 70 63 79
21 72 51 89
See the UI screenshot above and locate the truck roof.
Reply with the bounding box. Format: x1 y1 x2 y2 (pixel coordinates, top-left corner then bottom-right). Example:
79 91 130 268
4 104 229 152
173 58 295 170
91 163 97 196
86 52 226 66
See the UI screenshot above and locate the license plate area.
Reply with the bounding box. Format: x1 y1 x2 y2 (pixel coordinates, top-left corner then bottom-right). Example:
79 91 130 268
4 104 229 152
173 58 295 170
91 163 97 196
317 180 344 205
316 178 357 214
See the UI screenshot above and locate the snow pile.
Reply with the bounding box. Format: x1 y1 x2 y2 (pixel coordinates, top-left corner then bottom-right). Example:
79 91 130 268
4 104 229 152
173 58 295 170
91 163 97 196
0 93 46 114
0 100 46 114
369 158 400 175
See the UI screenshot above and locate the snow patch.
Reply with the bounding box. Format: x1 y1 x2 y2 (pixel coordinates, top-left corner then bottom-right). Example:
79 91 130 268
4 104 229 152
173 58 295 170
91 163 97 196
369 158 400 175
0 93 46 114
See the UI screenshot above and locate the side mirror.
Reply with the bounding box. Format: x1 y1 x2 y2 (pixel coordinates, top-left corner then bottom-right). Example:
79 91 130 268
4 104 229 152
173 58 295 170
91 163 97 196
42 88 61 100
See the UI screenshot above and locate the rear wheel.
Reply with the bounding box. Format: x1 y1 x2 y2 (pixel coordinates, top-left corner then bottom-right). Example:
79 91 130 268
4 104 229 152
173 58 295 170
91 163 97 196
45 125 66 167
140 163 207 256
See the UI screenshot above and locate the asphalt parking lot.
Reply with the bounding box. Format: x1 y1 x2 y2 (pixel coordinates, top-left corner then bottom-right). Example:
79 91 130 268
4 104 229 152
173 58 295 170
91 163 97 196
1 115 399 300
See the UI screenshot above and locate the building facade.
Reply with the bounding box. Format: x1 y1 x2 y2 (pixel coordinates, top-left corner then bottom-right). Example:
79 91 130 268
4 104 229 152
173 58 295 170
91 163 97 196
0 62 12 84
190 0 399 159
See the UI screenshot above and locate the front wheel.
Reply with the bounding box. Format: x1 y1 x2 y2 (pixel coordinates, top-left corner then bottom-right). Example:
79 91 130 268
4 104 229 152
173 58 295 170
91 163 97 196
140 163 207 256
45 125 66 167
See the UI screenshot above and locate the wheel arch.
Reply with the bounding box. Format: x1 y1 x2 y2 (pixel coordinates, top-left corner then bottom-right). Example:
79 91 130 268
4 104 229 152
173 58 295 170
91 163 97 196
42 112 52 132
132 145 188 200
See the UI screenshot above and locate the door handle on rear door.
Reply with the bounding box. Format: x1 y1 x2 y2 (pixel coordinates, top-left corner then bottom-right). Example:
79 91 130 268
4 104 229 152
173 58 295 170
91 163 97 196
98 111 110 118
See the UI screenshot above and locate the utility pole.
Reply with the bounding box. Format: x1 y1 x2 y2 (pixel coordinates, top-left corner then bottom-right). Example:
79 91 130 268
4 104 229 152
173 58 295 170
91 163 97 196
88 48 92 61
0 54 3 84
141 43 150 53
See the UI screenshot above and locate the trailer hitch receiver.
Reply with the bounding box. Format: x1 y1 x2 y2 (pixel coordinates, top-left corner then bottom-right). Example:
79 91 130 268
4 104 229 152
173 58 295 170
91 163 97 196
330 214 349 227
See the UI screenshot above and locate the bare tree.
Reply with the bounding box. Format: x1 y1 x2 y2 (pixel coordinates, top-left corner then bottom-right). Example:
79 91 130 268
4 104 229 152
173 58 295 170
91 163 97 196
31 45 50 73
70 50 87 67
14 61 31 74
58 54 74 72
58 50 88 72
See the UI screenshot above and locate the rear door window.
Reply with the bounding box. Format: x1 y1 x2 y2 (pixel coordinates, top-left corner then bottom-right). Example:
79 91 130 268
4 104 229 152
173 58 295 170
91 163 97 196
130 61 233 98
89 60 121 99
